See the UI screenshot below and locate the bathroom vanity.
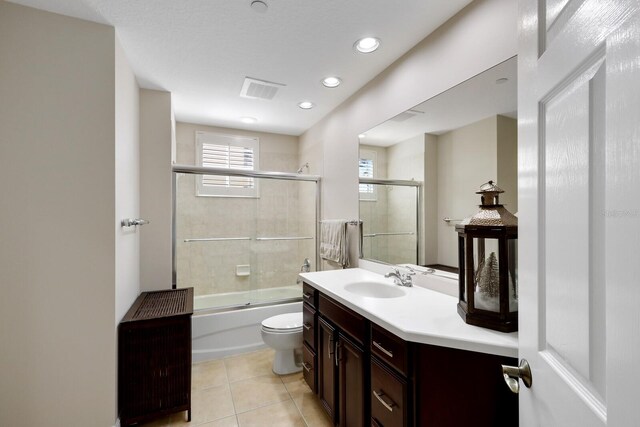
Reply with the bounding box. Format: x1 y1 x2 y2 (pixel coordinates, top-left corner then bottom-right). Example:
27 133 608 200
299 269 518 427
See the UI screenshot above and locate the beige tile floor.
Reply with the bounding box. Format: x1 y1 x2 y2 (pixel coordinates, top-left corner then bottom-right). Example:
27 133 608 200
140 348 333 427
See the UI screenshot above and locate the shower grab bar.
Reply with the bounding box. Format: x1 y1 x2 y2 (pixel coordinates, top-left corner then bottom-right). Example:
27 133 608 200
255 237 314 241
363 232 415 237
183 236 313 243
184 237 251 242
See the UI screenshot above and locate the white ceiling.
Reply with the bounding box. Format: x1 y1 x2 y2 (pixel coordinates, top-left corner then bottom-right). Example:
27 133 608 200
361 56 518 146
8 0 472 136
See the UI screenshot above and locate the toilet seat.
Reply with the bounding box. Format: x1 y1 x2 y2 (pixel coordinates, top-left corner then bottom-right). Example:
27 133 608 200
261 312 303 333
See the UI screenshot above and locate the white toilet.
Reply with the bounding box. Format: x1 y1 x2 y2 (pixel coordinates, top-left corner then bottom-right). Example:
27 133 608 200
261 312 303 375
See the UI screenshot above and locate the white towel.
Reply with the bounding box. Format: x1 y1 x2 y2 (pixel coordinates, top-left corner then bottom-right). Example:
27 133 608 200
320 220 349 268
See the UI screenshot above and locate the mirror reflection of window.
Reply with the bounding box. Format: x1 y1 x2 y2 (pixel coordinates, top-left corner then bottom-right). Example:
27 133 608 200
357 56 518 273
359 149 377 201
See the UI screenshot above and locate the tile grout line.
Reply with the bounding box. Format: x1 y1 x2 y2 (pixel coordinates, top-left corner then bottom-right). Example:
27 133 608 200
222 358 241 423
283 376 311 427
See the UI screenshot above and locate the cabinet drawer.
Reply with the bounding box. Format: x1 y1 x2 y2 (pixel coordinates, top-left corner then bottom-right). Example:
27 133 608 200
303 303 316 350
302 343 316 393
371 357 408 427
302 282 317 308
371 323 408 376
319 294 366 346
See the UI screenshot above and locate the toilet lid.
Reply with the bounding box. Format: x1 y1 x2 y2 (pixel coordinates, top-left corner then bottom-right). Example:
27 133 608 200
261 312 303 331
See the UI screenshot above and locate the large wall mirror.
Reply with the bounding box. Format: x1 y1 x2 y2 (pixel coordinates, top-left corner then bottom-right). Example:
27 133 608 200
358 56 517 271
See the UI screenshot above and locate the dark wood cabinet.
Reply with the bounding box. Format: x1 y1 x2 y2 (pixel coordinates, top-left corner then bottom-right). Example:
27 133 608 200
318 317 337 423
118 288 193 426
302 343 317 393
371 357 408 427
338 333 366 427
301 282 518 427
414 344 518 427
302 283 318 394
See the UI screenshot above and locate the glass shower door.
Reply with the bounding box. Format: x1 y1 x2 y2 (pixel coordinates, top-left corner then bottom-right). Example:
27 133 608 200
174 169 318 311
175 171 258 311
248 177 317 305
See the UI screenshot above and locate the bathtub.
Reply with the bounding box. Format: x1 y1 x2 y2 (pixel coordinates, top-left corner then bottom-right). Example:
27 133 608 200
194 285 301 311
192 286 302 362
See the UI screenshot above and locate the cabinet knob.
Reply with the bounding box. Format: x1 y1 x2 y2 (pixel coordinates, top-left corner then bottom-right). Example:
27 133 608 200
501 359 532 394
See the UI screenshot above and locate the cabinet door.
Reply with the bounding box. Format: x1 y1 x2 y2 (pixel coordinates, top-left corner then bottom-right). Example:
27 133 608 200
338 334 365 427
302 343 317 393
302 302 316 351
318 317 337 423
371 357 407 427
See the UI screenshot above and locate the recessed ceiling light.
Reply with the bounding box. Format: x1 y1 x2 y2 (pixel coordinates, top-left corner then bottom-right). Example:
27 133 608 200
354 37 380 53
322 76 342 88
298 101 315 109
358 134 366 139
495 78 509 84
250 1 268 13
240 116 257 123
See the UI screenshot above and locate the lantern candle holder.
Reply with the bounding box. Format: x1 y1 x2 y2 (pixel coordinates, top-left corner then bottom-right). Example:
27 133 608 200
456 181 518 332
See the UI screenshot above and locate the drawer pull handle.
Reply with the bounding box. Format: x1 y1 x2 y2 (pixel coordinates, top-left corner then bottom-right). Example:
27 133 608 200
303 322 312 331
373 341 394 358
302 362 313 372
303 292 313 300
373 390 395 412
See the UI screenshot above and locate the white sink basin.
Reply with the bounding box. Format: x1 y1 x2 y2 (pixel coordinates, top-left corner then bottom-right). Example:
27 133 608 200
344 281 407 299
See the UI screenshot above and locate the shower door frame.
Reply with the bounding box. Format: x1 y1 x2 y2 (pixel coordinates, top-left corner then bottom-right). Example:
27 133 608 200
171 164 322 297
358 177 422 265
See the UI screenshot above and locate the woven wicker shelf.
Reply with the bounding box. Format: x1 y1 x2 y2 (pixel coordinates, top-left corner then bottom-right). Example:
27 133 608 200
119 288 194 426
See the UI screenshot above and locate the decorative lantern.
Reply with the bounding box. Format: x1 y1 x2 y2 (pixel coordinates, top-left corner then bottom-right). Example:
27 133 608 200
456 181 518 332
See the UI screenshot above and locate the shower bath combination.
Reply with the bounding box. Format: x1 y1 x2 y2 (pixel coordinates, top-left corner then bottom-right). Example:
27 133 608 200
172 163 321 361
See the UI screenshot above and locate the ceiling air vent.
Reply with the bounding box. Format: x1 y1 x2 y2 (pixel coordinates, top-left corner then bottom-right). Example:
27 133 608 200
389 109 425 122
240 77 286 100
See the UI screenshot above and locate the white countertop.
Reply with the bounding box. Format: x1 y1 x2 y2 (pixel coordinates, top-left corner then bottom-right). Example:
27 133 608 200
299 268 518 358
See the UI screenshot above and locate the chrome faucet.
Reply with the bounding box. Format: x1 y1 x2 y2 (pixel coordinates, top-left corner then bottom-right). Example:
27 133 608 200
385 268 415 287
297 258 311 284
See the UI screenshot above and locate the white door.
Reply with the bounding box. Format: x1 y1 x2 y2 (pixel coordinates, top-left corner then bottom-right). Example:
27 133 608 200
518 0 640 425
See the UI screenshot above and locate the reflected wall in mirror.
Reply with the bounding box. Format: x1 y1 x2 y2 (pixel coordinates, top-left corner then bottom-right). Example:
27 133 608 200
359 56 517 271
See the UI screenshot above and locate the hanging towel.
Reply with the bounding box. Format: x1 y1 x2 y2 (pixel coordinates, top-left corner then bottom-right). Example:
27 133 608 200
320 220 349 268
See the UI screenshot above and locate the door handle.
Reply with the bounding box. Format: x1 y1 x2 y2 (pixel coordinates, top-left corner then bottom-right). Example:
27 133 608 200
502 359 532 394
373 390 395 412
373 341 393 358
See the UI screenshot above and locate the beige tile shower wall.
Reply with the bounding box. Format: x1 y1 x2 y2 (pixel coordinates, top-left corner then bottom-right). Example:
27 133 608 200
359 145 389 262
387 136 424 265
175 123 314 296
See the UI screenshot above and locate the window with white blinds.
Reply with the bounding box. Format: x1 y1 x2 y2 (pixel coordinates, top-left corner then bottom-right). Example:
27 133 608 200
196 132 260 197
359 149 377 201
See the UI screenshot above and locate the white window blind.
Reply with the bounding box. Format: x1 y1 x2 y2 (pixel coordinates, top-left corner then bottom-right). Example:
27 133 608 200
359 149 377 201
196 132 260 197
